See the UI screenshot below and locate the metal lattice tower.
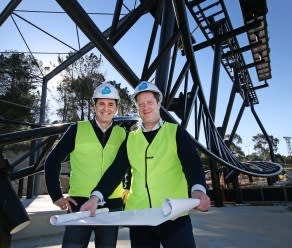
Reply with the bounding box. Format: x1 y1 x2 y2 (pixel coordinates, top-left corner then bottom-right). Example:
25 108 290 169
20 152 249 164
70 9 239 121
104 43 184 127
283 137 292 156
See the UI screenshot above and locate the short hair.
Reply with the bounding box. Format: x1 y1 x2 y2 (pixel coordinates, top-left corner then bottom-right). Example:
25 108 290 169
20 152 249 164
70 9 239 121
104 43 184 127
93 98 118 106
135 91 161 103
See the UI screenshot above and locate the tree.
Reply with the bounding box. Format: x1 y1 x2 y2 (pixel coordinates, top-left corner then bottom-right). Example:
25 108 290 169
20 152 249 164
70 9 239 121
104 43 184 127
55 53 136 122
71 77 94 120
107 80 136 116
252 133 279 160
55 53 105 122
0 52 42 133
55 78 78 122
224 133 245 160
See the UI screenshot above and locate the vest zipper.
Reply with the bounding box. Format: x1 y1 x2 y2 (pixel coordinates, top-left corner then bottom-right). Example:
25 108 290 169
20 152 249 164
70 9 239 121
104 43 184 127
145 145 152 208
101 132 106 173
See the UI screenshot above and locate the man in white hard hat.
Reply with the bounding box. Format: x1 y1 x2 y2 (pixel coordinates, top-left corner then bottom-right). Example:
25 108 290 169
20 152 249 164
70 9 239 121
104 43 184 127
82 81 210 247
45 82 128 248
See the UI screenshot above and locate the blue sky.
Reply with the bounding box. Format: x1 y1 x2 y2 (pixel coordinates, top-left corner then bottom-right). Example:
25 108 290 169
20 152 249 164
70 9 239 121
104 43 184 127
0 0 291 156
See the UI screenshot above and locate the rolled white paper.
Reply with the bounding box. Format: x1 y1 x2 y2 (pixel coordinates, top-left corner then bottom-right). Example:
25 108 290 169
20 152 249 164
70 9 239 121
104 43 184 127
50 208 109 225
163 198 200 220
50 198 200 226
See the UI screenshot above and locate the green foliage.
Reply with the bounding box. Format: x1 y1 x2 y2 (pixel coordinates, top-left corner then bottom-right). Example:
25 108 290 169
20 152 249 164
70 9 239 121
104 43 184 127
0 52 42 133
55 53 105 122
54 53 136 122
252 133 279 160
224 133 245 160
107 80 136 116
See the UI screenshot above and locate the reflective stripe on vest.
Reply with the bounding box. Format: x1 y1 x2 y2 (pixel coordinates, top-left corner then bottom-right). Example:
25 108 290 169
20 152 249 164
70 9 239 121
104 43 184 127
69 121 126 198
126 122 188 210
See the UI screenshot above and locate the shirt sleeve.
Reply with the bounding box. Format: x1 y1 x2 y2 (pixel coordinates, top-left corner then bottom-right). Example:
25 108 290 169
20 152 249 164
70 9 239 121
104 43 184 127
176 125 207 193
44 123 77 203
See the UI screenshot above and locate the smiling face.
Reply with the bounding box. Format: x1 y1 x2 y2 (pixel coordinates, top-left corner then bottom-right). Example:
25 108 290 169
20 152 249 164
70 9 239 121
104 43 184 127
94 98 117 128
136 91 161 130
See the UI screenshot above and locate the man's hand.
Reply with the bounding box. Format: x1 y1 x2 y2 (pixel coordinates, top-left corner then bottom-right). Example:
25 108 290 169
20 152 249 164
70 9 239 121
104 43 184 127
80 195 99 216
122 189 129 204
54 196 77 212
191 190 211 212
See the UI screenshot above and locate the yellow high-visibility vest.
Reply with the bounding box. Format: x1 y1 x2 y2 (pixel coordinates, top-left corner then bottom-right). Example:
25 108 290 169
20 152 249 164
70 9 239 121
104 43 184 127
69 121 126 199
126 122 188 210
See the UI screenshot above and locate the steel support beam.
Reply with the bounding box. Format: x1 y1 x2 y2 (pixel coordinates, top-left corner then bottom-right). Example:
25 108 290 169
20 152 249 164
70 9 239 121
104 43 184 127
0 0 21 26
56 0 142 86
155 0 176 95
208 32 224 207
220 67 241 137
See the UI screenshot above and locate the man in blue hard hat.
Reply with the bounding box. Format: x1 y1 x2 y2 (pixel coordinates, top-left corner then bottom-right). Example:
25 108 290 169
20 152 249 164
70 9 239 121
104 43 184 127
45 82 128 248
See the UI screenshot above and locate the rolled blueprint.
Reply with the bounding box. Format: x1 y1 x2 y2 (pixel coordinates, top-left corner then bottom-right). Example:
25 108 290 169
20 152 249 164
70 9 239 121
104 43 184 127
50 208 109 225
50 198 200 226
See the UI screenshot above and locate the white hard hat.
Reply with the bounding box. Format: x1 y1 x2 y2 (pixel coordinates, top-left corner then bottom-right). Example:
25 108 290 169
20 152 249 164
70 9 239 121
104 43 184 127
92 83 120 100
132 81 163 102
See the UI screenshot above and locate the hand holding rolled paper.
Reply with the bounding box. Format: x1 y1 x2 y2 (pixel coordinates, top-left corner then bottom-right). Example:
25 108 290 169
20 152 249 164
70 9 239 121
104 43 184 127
50 198 200 226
